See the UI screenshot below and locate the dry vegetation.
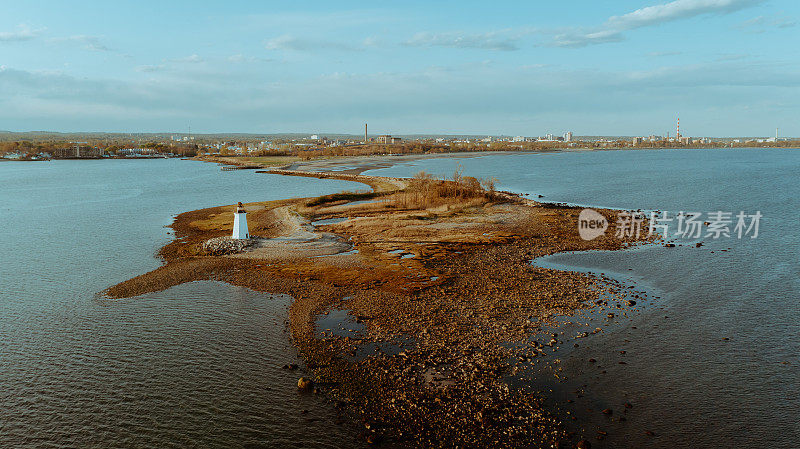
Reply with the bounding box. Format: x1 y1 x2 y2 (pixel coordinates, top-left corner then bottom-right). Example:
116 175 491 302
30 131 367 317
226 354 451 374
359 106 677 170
393 167 499 210
305 191 380 207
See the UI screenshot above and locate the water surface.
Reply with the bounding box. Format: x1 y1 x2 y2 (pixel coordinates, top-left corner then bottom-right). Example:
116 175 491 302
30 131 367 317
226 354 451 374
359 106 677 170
367 148 800 448
0 159 365 448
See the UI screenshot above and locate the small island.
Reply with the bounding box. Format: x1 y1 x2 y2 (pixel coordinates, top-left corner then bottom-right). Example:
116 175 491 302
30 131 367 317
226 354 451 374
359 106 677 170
107 162 653 448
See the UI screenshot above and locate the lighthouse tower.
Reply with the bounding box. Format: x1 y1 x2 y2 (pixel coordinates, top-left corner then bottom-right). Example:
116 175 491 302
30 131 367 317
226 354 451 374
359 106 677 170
232 202 249 239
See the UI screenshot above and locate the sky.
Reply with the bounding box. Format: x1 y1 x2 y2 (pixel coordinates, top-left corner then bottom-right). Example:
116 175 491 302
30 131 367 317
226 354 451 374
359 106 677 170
0 0 798 136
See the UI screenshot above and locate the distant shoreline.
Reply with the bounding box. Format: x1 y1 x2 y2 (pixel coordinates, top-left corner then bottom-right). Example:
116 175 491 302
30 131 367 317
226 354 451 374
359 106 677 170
0 156 178 162
195 146 799 172
3 145 797 164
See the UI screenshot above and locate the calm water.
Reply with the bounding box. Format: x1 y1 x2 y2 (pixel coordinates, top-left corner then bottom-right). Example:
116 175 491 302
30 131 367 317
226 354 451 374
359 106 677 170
366 148 800 448
3 153 798 448
0 159 366 448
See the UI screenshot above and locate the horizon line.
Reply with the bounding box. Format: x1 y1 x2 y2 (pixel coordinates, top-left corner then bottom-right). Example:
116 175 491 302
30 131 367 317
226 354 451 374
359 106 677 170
0 130 794 139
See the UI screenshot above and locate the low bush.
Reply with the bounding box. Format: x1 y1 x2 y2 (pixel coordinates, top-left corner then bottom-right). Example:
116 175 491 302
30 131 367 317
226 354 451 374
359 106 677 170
305 191 378 207
393 166 498 209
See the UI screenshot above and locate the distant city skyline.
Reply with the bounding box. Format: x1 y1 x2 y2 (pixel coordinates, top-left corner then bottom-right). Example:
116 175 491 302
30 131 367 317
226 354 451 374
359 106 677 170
1 0 798 136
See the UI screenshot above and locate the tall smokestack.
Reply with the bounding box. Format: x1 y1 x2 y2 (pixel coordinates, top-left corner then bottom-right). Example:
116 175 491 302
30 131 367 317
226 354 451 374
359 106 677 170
677 117 680 139
364 123 368 143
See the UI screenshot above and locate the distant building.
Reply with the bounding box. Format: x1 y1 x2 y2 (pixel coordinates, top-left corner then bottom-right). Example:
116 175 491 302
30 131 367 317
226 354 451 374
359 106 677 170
377 135 402 144
512 136 525 142
117 148 155 157
310 134 319 140
632 137 643 146
679 137 691 145
538 134 563 142
563 131 573 142
53 146 103 158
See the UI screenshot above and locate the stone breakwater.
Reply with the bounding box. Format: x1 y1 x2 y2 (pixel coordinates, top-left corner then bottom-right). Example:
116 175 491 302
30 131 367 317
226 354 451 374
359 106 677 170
201 236 260 255
106 168 655 448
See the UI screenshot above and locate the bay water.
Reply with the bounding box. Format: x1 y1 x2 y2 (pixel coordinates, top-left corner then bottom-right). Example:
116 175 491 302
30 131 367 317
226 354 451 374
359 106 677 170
2 150 798 448
0 159 366 448
366 148 800 448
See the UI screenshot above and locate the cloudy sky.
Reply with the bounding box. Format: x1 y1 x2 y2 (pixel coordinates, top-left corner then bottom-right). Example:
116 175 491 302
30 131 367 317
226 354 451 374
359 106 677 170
1 0 798 136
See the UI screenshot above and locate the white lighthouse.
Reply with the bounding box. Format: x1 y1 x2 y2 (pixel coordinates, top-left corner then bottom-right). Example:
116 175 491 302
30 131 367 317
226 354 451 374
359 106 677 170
232 202 249 239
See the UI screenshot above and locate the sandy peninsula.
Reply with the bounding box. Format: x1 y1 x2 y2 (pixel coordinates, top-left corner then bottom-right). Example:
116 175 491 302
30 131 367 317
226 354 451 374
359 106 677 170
106 161 653 448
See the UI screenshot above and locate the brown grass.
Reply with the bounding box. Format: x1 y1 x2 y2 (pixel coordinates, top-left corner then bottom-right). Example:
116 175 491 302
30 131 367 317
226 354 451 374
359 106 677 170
304 190 380 207
392 166 498 210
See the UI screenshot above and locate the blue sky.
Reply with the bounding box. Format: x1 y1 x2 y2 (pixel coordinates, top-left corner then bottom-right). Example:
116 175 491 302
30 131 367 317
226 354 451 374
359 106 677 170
0 0 798 136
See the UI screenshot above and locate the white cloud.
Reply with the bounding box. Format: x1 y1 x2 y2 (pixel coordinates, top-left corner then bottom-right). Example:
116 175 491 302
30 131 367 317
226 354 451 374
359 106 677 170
606 0 764 30
0 24 43 42
51 35 113 52
362 36 380 48
550 29 624 48
1 60 798 134
716 53 750 61
549 0 765 47
264 35 360 51
227 54 272 63
736 14 797 33
520 64 551 70
648 51 683 57
136 54 205 72
242 10 395 29
169 54 203 63
135 64 165 73
404 31 519 51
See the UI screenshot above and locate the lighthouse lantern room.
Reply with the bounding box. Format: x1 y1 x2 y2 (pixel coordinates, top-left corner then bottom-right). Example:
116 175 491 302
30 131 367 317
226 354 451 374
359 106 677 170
232 202 249 239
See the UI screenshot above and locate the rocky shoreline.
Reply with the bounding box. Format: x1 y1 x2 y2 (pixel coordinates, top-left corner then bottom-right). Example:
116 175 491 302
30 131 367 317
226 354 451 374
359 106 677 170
201 236 261 255
105 166 654 448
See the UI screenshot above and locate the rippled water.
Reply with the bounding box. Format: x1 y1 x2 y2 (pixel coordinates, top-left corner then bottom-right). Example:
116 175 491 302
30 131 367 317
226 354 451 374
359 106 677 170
366 148 800 448
0 160 365 448
4 153 798 448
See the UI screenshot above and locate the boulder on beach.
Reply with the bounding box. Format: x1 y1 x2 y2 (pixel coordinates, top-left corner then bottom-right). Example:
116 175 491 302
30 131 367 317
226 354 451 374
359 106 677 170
202 236 258 255
297 377 314 390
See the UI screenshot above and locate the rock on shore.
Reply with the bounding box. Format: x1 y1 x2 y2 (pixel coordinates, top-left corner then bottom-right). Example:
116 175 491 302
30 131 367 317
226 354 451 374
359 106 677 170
201 236 259 255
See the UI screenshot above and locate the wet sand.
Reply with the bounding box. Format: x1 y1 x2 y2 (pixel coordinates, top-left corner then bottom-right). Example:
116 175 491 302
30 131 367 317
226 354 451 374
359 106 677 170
106 166 654 448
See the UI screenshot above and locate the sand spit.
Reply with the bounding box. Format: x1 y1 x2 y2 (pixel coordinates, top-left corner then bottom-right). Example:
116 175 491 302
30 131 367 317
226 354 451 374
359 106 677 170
200 151 525 176
106 168 653 448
